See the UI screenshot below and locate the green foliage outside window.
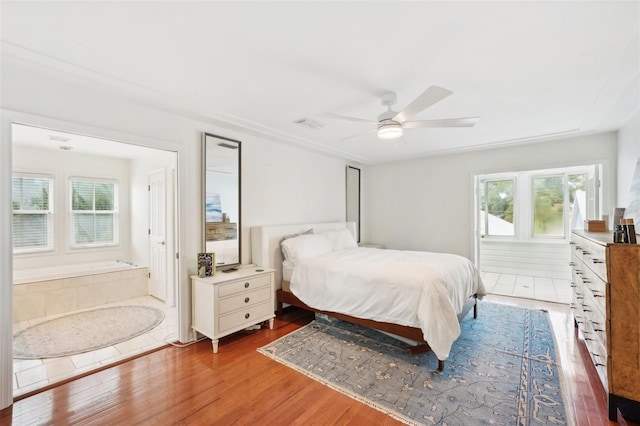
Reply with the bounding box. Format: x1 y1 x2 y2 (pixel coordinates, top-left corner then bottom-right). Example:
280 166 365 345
485 180 514 223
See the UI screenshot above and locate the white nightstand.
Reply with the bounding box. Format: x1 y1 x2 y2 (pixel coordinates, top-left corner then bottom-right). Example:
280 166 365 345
191 267 275 353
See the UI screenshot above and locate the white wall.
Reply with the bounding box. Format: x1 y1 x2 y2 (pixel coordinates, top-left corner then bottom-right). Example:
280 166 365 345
0 57 347 409
364 132 618 260
12 145 132 270
617 109 640 207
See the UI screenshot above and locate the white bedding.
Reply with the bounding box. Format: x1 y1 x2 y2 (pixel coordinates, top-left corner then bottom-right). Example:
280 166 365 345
289 247 486 361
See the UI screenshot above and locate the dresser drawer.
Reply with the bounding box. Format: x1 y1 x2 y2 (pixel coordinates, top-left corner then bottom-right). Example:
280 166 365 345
218 274 271 297
218 286 271 315
218 301 273 333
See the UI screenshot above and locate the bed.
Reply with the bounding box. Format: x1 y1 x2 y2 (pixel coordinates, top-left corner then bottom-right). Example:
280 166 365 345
251 222 486 370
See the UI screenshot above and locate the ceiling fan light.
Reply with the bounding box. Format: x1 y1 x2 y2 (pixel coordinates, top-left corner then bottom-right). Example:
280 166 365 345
377 122 403 140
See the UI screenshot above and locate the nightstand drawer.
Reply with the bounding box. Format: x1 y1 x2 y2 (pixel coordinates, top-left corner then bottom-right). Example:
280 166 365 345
219 286 271 315
218 274 271 297
218 301 273 333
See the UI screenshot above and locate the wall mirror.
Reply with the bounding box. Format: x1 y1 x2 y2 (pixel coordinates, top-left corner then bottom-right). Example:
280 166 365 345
346 165 361 242
202 133 241 270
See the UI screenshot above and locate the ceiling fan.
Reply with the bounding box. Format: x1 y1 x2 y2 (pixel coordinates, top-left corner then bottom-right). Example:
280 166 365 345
323 86 480 140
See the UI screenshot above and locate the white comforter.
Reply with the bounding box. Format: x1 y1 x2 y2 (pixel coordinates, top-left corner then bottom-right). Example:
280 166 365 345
289 247 486 360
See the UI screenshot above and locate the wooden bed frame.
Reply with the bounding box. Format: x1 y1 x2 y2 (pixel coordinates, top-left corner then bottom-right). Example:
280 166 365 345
277 284 478 371
250 221 480 372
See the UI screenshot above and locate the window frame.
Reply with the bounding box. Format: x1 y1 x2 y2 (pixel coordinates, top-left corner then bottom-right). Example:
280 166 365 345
478 164 601 243
69 177 120 249
12 172 55 254
530 173 566 239
479 176 517 239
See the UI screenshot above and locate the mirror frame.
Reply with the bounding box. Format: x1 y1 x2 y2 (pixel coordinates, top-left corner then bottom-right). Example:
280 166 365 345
202 132 242 270
346 165 361 242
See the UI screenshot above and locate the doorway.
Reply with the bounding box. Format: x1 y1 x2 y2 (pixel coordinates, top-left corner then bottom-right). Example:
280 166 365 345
474 164 603 304
11 123 179 396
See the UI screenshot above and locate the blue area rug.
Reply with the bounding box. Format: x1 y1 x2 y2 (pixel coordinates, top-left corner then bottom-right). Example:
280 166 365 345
258 302 570 425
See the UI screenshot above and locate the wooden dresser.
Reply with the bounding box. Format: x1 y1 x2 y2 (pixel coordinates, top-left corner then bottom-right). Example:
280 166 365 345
570 230 640 421
191 267 275 353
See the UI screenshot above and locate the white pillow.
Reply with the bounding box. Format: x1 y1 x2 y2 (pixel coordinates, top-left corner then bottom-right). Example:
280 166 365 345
323 228 358 251
281 233 333 265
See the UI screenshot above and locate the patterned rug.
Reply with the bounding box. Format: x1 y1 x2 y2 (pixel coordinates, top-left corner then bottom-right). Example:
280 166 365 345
258 302 570 426
13 306 165 359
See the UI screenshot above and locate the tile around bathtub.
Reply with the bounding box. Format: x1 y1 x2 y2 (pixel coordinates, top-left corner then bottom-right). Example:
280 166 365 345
28 279 64 294
12 284 28 297
13 293 46 322
64 275 95 288
78 283 108 309
45 287 79 317
93 271 122 283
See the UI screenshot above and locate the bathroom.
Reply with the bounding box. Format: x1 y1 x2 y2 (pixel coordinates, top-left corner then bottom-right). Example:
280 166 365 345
11 123 179 396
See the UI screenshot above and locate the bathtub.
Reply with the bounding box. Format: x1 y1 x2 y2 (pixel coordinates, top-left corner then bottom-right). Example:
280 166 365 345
13 261 149 322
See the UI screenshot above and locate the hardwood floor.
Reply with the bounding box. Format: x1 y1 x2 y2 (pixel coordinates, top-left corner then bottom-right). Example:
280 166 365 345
2 296 639 425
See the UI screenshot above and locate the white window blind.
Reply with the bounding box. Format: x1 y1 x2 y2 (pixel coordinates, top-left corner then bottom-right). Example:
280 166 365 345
70 179 119 247
12 175 54 253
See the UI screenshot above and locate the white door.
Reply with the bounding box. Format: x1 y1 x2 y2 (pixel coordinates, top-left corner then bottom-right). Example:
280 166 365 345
148 169 167 301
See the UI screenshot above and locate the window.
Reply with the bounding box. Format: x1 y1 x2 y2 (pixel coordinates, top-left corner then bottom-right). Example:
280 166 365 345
480 179 515 236
532 175 564 237
70 179 119 247
477 164 601 241
12 174 54 253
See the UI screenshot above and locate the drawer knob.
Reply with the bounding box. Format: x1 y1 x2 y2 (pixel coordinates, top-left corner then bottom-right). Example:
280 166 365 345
244 282 250 288
244 297 250 303
245 313 250 319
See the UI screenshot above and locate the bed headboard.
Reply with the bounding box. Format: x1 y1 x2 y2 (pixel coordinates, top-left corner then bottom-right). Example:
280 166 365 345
250 221 356 290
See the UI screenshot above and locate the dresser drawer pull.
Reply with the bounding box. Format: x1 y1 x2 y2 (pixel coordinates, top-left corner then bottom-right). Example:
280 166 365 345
244 297 250 303
594 328 605 332
575 245 582 250
569 261 575 266
570 284 577 288
592 259 605 264
581 250 591 255
593 294 604 298
595 363 605 367
575 271 583 275
584 337 595 341
569 242 576 245
244 282 250 288
245 313 250 319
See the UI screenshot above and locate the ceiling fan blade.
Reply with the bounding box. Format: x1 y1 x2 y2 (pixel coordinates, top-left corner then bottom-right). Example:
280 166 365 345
403 116 481 129
393 86 453 123
321 113 376 124
340 127 377 142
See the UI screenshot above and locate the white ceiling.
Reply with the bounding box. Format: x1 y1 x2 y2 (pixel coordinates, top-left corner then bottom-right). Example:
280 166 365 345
2 1 639 164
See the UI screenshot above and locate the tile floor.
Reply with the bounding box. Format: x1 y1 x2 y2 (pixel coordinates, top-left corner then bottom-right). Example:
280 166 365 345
12 295 178 397
481 271 572 304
